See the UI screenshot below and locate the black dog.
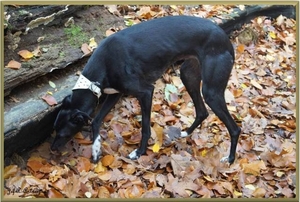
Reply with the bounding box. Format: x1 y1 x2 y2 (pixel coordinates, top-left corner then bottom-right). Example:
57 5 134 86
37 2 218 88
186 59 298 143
51 16 241 164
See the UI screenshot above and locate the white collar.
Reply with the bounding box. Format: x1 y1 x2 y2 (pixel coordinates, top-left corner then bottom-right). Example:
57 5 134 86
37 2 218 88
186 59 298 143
72 74 101 98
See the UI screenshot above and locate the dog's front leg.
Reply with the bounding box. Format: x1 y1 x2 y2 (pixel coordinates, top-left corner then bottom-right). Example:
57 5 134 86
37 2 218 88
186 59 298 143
128 84 154 160
92 94 122 163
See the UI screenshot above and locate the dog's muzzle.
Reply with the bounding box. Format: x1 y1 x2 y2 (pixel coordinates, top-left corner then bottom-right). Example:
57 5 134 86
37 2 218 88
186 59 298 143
72 74 101 98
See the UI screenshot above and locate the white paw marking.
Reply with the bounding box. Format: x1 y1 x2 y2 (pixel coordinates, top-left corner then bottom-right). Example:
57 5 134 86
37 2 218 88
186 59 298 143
128 149 138 159
180 131 188 137
92 135 102 162
220 156 229 163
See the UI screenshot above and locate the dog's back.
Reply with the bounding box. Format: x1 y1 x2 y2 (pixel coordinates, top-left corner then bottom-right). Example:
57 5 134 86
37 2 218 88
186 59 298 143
90 16 234 84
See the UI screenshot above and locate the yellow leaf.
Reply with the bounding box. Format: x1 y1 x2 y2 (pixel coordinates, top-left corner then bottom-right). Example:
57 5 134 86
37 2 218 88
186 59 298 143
18 49 34 59
69 159 76 166
234 189 243 197
153 123 163 143
94 162 107 173
89 37 98 50
241 83 248 89
269 31 276 39
152 142 160 153
201 149 208 157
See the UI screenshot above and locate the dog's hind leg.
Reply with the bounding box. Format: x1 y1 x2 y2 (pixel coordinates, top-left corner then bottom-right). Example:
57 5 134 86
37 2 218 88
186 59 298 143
201 52 241 164
91 93 122 163
180 58 208 137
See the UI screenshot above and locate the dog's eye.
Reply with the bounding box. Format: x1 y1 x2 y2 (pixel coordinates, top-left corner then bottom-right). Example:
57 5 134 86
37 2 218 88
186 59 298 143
71 116 83 124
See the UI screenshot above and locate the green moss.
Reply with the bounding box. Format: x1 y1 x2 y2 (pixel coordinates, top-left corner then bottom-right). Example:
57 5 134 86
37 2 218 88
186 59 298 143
64 24 88 47
59 51 65 58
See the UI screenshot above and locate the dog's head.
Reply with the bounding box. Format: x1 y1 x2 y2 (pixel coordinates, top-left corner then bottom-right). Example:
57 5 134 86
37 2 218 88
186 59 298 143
51 95 92 151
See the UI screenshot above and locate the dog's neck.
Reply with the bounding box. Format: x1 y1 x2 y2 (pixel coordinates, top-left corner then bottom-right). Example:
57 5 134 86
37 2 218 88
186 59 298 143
73 74 101 98
71 74 101 115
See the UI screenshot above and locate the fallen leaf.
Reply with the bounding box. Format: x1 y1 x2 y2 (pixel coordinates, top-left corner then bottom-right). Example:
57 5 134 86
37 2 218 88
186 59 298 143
89 37 98 50
81 43 92 56
76 157 91 172
98 186 111 198
4 165 18 179
152 123 164 152
18 49 34 59
101 155 115 167
242 160 267 176
48 81 56 89
237 44 245 53
269 31 276 39
48 188 64 198
152 143 160 153
5 60 22 69
252 187 266 198
250 79 263 90
41 94 57 106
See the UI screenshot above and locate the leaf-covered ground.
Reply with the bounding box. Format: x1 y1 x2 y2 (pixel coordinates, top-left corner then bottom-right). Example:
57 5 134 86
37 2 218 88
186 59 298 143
4 5 296 198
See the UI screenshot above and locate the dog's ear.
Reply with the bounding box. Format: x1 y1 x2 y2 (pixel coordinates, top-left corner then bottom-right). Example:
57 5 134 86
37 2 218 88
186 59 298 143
61 95 72 108
71 110 92 125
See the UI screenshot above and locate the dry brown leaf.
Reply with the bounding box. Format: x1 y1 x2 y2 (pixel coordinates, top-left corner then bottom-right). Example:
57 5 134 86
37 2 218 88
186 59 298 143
76 138 92 145
76 157 91 172
101 155 115 167
136 6 157 19
41 94 58 106
242 160 267 176
27 160 44 173
64 174 80 198
81 43 92 56
98 186 111 198
237 44 245 53
4 165 18 179
48 188 64 198
124 185 144 198
252 187 266 198
5 60 22 69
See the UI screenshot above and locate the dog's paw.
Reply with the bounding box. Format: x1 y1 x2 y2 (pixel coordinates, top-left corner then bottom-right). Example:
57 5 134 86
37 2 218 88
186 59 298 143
92 135 102 163
127 149 140 160
220 156 229 163
180 131 188 137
